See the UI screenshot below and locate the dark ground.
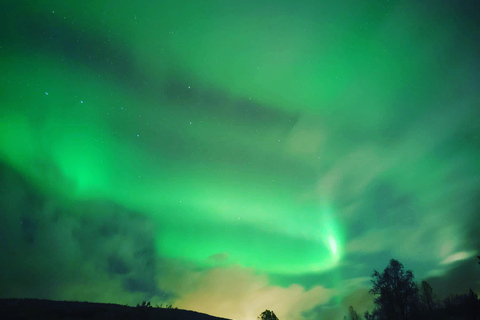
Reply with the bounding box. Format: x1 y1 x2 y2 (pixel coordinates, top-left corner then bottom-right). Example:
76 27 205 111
0 298 231 320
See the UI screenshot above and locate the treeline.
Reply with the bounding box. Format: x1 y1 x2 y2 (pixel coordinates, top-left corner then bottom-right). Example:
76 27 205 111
345 258 480 320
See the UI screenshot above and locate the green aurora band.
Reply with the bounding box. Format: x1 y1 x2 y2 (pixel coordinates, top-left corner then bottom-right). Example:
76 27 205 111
0 52 343 274
1 0 479 293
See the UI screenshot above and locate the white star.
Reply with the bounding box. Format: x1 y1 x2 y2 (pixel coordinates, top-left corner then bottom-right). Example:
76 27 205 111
45 92 49 95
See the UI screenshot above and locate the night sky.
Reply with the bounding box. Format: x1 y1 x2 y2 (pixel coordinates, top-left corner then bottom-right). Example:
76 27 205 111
1 1 479 319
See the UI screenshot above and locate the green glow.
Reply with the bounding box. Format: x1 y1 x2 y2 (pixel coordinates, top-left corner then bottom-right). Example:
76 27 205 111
0 52 344 273
329 236 338 257
1 1 479 301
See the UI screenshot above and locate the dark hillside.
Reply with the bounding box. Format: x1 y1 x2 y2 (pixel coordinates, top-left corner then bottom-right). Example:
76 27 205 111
0 299 232 320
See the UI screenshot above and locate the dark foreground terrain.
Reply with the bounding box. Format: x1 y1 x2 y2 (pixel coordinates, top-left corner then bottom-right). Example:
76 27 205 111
0 299 231 320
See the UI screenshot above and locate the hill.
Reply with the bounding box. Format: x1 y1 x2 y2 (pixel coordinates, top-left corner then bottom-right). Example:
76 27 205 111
0 298 232 320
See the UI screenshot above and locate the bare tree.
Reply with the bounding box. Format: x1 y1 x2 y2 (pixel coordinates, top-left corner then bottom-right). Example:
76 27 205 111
369 259 418 320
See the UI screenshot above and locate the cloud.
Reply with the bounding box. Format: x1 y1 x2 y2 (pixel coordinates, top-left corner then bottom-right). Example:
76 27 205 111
2 159 337 318
170 266 334 320
304 99 480 271
442 251 478 265
0 161 173 305
425 256 480 299
303 278 374 320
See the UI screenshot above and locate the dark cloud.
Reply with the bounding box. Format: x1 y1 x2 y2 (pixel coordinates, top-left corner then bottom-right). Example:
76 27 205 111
367 182 419 228
163 72 298 125
123 277 157 296
0 2 138 84
19 215 38 245
107 256 130 275
0 160 174 304
0 162 65 298
426 258 480 298
303 286 374 320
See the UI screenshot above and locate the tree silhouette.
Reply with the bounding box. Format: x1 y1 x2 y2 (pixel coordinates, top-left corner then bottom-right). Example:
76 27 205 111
466 288 480 319
258 310 279 320
364 310 375 320
443 289 480 320
136 301 152 308
418 281 434 313
344 306 361 320
369 259 418 320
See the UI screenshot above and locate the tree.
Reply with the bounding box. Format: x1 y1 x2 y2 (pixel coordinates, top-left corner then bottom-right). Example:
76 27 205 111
364 310 377 320
344 306 361 320
136 301 152 308
369 259 418 320
466 288 480 320
258 310 279 320
443 289 479 320
419 281 434 313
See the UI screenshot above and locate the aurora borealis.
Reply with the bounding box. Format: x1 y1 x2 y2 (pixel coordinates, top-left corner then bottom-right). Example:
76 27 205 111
1 0 479 319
